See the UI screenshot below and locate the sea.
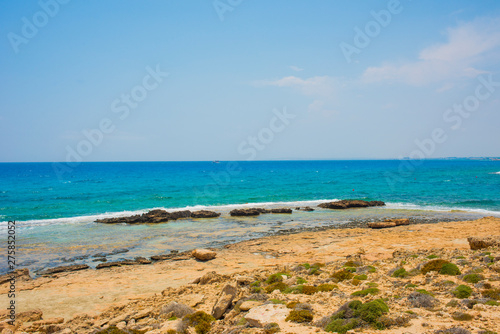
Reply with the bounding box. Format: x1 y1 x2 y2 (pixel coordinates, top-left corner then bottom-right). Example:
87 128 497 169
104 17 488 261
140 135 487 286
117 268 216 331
1 159 499 275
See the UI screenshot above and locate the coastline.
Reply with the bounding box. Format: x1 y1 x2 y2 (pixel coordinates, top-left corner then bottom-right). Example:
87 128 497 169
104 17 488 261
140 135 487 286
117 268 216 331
2 216 500 333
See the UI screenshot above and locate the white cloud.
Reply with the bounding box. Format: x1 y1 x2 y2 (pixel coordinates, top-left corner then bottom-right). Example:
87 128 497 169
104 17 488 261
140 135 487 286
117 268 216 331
362 17 500 85
290 65 304 72
256 75 339 114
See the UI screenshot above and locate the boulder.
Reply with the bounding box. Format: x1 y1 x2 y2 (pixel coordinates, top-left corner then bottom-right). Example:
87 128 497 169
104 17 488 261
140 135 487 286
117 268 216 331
230 209 261 216
169 210 192 220
39 264 89 276
191 271 228 285
212 284 238 319
318 200 385 210
192 249 216 261
244 304 289 328
239 301 262 311
191 210 221 218
467 236 500 250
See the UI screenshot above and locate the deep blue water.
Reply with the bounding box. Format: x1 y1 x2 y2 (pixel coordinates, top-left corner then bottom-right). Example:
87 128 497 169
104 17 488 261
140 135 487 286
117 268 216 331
1 160 500 223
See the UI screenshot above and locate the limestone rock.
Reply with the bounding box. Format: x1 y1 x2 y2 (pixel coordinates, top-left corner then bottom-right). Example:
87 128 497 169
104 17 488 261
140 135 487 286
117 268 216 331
467 236 500 250
17 309 43 322
244 304 289 328
192 249 216 261
191 271 226 285
239 301 262 311
270 208 292 214
39 264 89 276
212 284 238 319
0 269 31 285
230 209 261 216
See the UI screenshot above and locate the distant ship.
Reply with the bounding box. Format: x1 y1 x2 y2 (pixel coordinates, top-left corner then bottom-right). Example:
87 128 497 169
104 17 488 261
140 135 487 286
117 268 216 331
212 160 220 164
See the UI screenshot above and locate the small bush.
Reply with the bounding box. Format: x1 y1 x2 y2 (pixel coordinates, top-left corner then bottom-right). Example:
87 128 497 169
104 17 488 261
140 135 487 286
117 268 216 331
407 291 438 308
344 260 362 267
353 274 367 280
286 301 299 309
263 322 280 334
325 318 359 334
427 254 439 259
405 283 417 288
392 268 409 278
452 312 473 321
452 285 472 299
285 309 313 323
354 299 389 323
317 283 337 292
351 287 379 297
482 288 500 300
183 311 215 334
265 282 288 293
434 327 471 334
351 279 361 286
485 300 499 306
416 289 434 296
421 259 450 274
302 285 319 295
331 269 354 282
439 263 461 276
463 274 483 283
266 273 286 284
296 277 307 284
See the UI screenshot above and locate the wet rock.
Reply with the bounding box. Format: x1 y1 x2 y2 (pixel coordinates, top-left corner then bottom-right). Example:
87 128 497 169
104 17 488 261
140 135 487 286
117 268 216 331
244 304 289 328
192 249 216 261
135 257 152 264
467 236 500 250
212 284 238 319
39 265 89 276
230 209 261 216
270 208 292 214
0 269 31 284
191 210 221 218
318 199 385 209
169 210 192 220
96 209 192 224
368 222 397 229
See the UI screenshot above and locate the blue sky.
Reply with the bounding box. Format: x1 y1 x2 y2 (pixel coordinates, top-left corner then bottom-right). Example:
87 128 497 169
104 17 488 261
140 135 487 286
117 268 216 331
1 0 500 162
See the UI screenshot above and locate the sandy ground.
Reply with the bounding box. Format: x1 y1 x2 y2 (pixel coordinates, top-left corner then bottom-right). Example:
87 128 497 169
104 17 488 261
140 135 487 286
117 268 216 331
3 216 499 323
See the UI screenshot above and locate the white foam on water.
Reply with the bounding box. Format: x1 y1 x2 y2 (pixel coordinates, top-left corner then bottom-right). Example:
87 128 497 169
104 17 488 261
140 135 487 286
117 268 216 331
385 202 500 216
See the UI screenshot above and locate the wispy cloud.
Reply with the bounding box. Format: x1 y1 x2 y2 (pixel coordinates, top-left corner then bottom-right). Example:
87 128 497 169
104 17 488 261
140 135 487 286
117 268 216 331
255 75 339 114
362 16 500 86
290 65 304 72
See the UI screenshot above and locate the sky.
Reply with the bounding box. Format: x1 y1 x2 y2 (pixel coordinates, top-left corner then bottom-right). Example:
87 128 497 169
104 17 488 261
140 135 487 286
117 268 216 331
1 0 500 162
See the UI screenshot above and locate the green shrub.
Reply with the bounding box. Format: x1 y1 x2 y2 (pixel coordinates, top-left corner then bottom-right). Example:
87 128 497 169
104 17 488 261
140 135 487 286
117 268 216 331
439 263 461 276
302 285 319 295
353 274 367 280
416 289 434 296
331 269 354 282
296 277 307 284
285 309 313 323
452 312 473 321
325 318 359 334
318 283 338 292
183 311 215 334
463 274 484 283
266 273 287 284
421 259 450 274
354 299 389 323
265 282 288 293
351 288 380 297
263 322 280 334
485 300 499 306
344 260 361 267
427 254 438 259
405 283 417 288
392 268 409 278
482 288 500 300
367 266 377 273
452 285 472 299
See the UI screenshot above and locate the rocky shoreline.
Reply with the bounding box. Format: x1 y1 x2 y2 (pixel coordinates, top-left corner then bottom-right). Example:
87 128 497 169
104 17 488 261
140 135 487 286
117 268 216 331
1 217 499 333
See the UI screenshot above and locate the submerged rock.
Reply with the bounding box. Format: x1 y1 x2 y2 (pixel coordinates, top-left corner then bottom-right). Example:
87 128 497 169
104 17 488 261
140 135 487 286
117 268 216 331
230 208 262 216
270 208 293 214
318 199 385 209
39 264 89 276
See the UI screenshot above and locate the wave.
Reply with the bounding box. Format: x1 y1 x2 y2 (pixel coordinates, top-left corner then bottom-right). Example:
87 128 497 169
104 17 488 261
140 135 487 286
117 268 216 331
2 198 499 228
492 172 500 175
385 202 500 216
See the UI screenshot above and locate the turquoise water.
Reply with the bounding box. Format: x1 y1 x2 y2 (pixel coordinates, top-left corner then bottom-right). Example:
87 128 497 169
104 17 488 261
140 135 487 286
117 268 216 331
1 160 499 274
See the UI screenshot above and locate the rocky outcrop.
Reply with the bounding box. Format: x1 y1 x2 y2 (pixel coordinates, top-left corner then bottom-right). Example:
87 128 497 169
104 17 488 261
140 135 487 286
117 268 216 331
296 207 315 211
467 236 500 250
17 309 43 322
318 199 385 209
368 219 410 229
0 268 31 285
245 304 290 328
191 210 221 218
270 208 292 214
39 264 89 276
212 284 238 319
230 208 262 216
95 209 223 224
192 249 217 261
191 271 229 285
